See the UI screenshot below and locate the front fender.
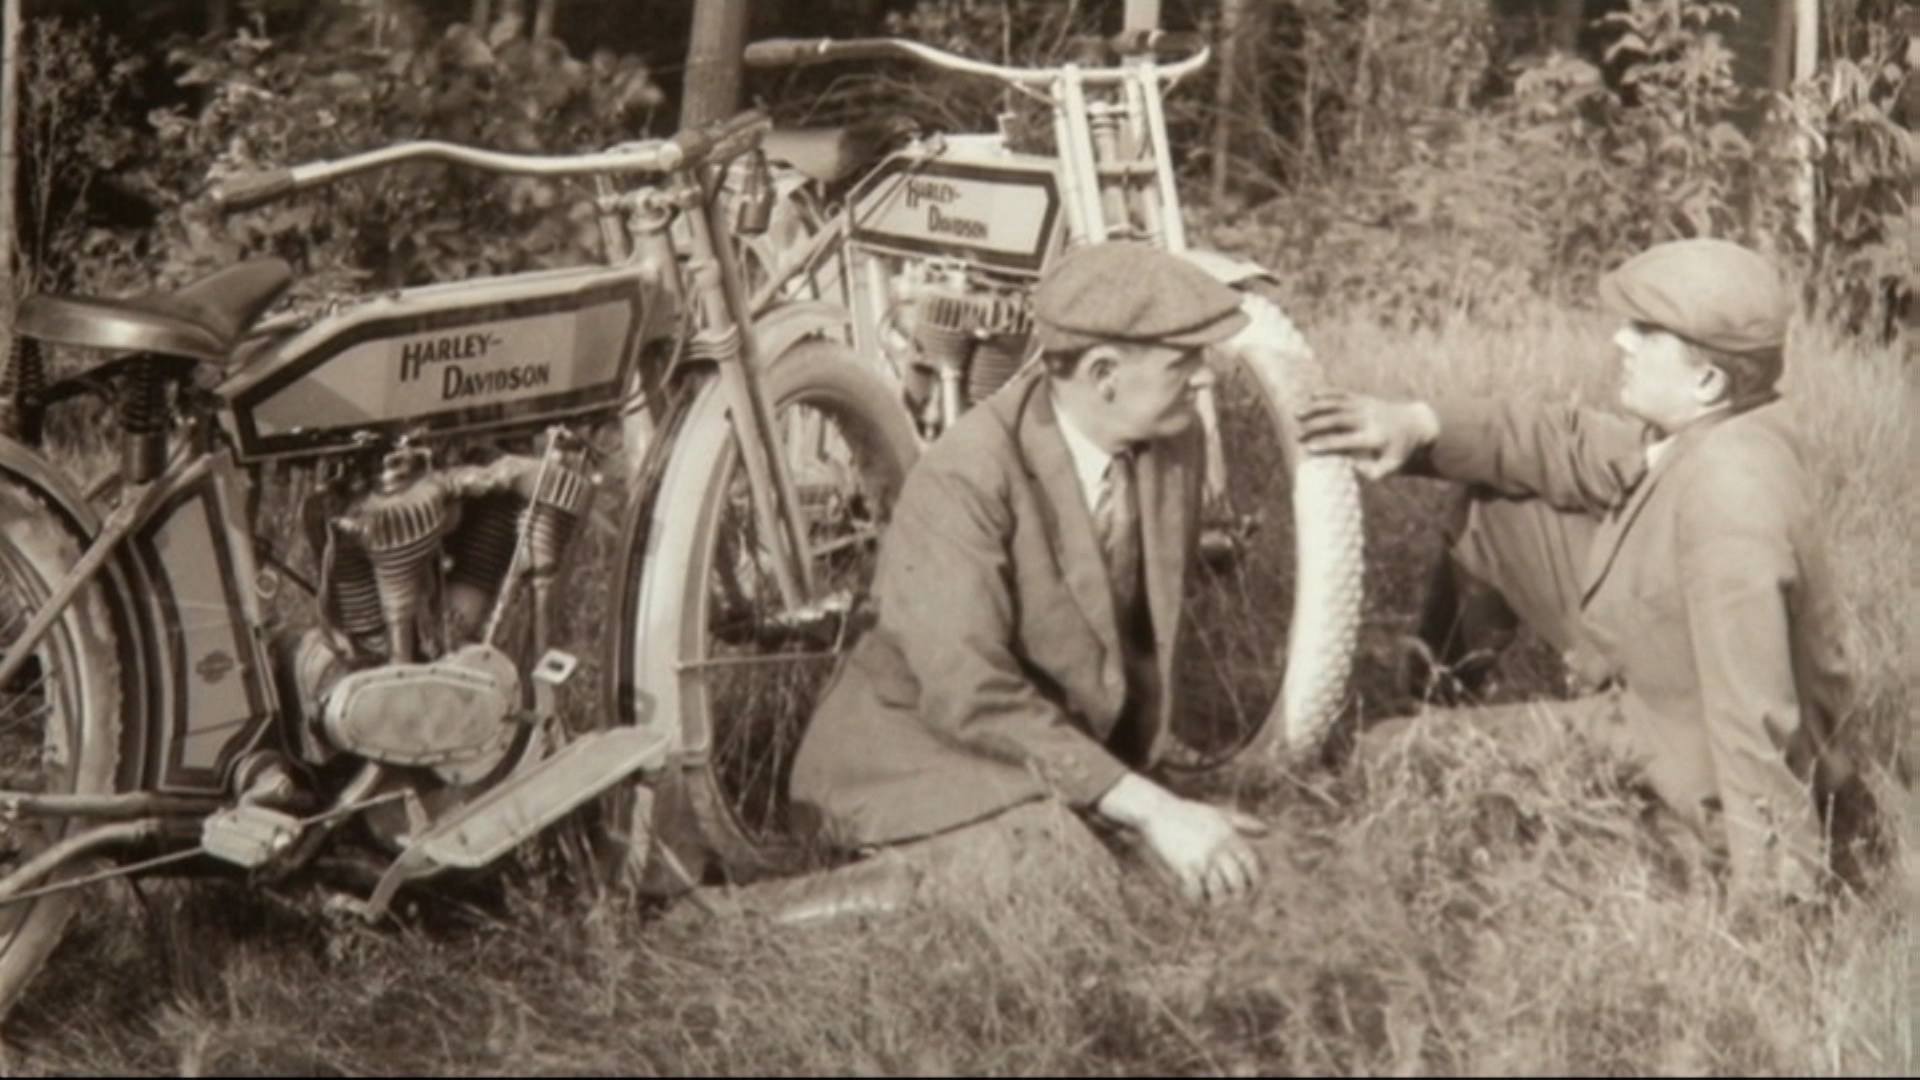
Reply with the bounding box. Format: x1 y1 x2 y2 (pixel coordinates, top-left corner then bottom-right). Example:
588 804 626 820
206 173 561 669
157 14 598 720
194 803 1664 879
751 299 852 369
1175 248 1279 290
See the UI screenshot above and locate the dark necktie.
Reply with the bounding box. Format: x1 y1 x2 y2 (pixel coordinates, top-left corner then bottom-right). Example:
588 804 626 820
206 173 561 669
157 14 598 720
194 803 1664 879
1094 450 1143 623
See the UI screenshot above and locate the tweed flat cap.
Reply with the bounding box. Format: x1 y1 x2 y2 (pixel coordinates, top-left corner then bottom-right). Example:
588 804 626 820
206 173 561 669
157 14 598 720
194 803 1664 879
1033 242 1250 353
1598 238 1789 354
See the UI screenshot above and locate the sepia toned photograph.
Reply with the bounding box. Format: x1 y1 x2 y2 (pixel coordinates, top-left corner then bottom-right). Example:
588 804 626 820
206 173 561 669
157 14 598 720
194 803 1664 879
0 0 1911 1073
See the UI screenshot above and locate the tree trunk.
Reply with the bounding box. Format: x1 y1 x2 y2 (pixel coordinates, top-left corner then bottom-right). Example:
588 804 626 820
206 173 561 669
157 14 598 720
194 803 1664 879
471 0 492 31
208 0 233 38
1210 0 1249 205
498 0 526 36
1767 0 1793 92
533 0 558 41
1792 0 1818 249
1 0 20 330
1551 0 1584 54
680 0 749 130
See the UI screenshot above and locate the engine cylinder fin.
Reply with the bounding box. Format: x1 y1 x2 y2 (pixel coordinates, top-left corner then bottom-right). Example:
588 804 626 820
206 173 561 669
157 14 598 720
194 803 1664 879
445 492 523 639
966 333 1030 406
329 531 386 650
447 492 522 592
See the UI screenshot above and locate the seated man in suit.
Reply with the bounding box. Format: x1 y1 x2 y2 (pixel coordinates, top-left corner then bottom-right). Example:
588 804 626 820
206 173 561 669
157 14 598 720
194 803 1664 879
1297 238 1881 901
770 241 1271 917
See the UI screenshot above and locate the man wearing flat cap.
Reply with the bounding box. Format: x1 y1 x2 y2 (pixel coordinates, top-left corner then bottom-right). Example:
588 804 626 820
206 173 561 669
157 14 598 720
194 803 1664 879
1299 237 1878 901
772 241 1271 913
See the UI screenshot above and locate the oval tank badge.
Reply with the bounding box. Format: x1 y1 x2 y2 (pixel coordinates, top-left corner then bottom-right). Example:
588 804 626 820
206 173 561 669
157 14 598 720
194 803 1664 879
195 650 236 684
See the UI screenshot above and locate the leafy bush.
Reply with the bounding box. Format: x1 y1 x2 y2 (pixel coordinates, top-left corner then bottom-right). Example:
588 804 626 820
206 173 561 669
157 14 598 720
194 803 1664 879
1206 0 1912 336
13 17 153 300
35 5 658 305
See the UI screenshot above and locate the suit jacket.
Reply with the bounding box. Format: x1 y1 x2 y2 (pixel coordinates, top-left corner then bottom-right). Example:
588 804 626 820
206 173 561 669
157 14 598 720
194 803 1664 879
790 370 1203 846
1426 397 1855 894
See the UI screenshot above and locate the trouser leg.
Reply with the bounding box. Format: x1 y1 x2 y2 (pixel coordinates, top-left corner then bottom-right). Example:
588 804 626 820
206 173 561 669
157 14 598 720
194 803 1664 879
710 798 1120 924
1409 486 1604 702
1357 695 1733 875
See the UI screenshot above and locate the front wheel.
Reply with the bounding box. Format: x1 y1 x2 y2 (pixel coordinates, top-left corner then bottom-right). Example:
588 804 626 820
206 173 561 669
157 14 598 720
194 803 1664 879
624 343 918 880
0 481 124 1018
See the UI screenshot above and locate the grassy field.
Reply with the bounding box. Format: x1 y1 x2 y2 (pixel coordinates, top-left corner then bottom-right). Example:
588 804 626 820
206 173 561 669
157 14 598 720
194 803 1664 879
2 302 1913 1076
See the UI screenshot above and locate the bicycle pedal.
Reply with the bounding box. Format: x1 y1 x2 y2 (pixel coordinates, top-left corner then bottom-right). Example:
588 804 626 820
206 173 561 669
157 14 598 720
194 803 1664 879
202 804 304 868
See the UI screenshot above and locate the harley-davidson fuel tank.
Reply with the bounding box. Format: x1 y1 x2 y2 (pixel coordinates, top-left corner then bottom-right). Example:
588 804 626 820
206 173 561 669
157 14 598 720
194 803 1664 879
217 266 667 461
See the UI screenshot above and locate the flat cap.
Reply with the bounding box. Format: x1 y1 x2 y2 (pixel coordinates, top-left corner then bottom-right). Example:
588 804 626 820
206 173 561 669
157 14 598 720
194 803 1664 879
1033 241 1249 353
1598 238 1789 354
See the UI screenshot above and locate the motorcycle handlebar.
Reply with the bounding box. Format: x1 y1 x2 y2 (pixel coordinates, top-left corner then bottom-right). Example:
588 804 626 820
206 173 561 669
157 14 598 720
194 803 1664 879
742 35 1209 84
214 109 771 211
1104 29 1208 58
211 167 297 212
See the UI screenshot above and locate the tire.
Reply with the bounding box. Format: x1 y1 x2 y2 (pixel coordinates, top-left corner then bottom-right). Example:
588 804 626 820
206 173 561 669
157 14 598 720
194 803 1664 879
1158 285 1364 772
626 342 918 879
0 481 123 1017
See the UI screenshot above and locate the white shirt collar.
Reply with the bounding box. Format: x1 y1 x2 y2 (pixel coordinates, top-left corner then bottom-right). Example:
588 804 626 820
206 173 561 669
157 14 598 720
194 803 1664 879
1052 390 1116 514
1644 434 1678 471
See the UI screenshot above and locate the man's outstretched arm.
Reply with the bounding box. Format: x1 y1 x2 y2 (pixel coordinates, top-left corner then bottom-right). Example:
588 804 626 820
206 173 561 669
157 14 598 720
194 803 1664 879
1298 390 1648 514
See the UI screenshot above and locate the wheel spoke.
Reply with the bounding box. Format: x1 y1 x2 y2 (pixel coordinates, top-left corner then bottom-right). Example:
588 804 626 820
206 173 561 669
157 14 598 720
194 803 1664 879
678 361 913 860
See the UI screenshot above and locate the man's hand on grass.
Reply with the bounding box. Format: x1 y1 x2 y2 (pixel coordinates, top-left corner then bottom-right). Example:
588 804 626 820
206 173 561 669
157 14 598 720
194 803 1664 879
1096 773 1268 904
1296 390 1440 481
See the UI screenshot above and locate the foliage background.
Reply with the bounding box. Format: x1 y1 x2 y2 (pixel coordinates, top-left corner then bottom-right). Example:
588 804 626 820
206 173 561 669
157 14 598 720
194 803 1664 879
10 0 1916 334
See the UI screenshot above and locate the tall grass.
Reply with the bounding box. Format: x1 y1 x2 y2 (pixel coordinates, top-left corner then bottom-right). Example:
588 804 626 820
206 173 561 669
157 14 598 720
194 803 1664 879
2 303 1912 1076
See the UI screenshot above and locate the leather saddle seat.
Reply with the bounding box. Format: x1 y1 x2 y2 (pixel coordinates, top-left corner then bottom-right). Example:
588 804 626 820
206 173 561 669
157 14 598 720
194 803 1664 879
15 258 294 364
762 116 917 187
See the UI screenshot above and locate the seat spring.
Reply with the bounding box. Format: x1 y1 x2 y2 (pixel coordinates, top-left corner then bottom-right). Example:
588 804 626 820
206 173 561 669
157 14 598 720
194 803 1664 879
119 363 165 435
1 336 46 443
118 362 167 481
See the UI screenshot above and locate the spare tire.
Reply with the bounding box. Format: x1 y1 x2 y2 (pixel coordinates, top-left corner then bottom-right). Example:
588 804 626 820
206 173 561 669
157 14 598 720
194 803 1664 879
1158 277 1364 771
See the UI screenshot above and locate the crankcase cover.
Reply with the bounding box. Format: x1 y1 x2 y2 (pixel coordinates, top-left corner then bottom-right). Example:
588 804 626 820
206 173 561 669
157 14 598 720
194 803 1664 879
321 644 521 784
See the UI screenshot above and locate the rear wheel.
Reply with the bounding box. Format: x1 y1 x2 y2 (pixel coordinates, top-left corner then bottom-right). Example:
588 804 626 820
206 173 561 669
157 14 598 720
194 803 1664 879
0 481 123 1017
627 343 917 879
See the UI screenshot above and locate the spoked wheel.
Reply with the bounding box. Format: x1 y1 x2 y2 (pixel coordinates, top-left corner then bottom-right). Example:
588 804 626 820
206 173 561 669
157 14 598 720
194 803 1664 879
0 482 124 1018
1158 288 1364 773
625 342 917 879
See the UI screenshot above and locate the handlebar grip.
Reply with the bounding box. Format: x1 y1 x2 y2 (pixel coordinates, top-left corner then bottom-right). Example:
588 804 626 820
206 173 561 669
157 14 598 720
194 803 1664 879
743 37 832 67
1109 29 1209 57
213 167 297 211
743 37 904 68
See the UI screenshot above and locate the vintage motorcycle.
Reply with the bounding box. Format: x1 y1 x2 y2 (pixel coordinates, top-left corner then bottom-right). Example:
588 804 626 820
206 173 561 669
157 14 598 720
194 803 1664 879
0 109 920 1017
729 31 1368 804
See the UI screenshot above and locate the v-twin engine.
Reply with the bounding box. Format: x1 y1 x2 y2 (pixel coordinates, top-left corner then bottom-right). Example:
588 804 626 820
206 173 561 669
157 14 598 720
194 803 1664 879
290 429 595 778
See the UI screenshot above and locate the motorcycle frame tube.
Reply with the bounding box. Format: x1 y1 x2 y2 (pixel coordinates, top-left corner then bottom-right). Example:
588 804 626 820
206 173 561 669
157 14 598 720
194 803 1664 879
1051 66 1112 244
1129 60 1189 251
683 172 819 609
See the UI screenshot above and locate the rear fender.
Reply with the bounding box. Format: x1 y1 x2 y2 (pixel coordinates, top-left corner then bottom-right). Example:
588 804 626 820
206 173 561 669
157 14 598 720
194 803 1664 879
0 438 156 792
0 438 100 537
